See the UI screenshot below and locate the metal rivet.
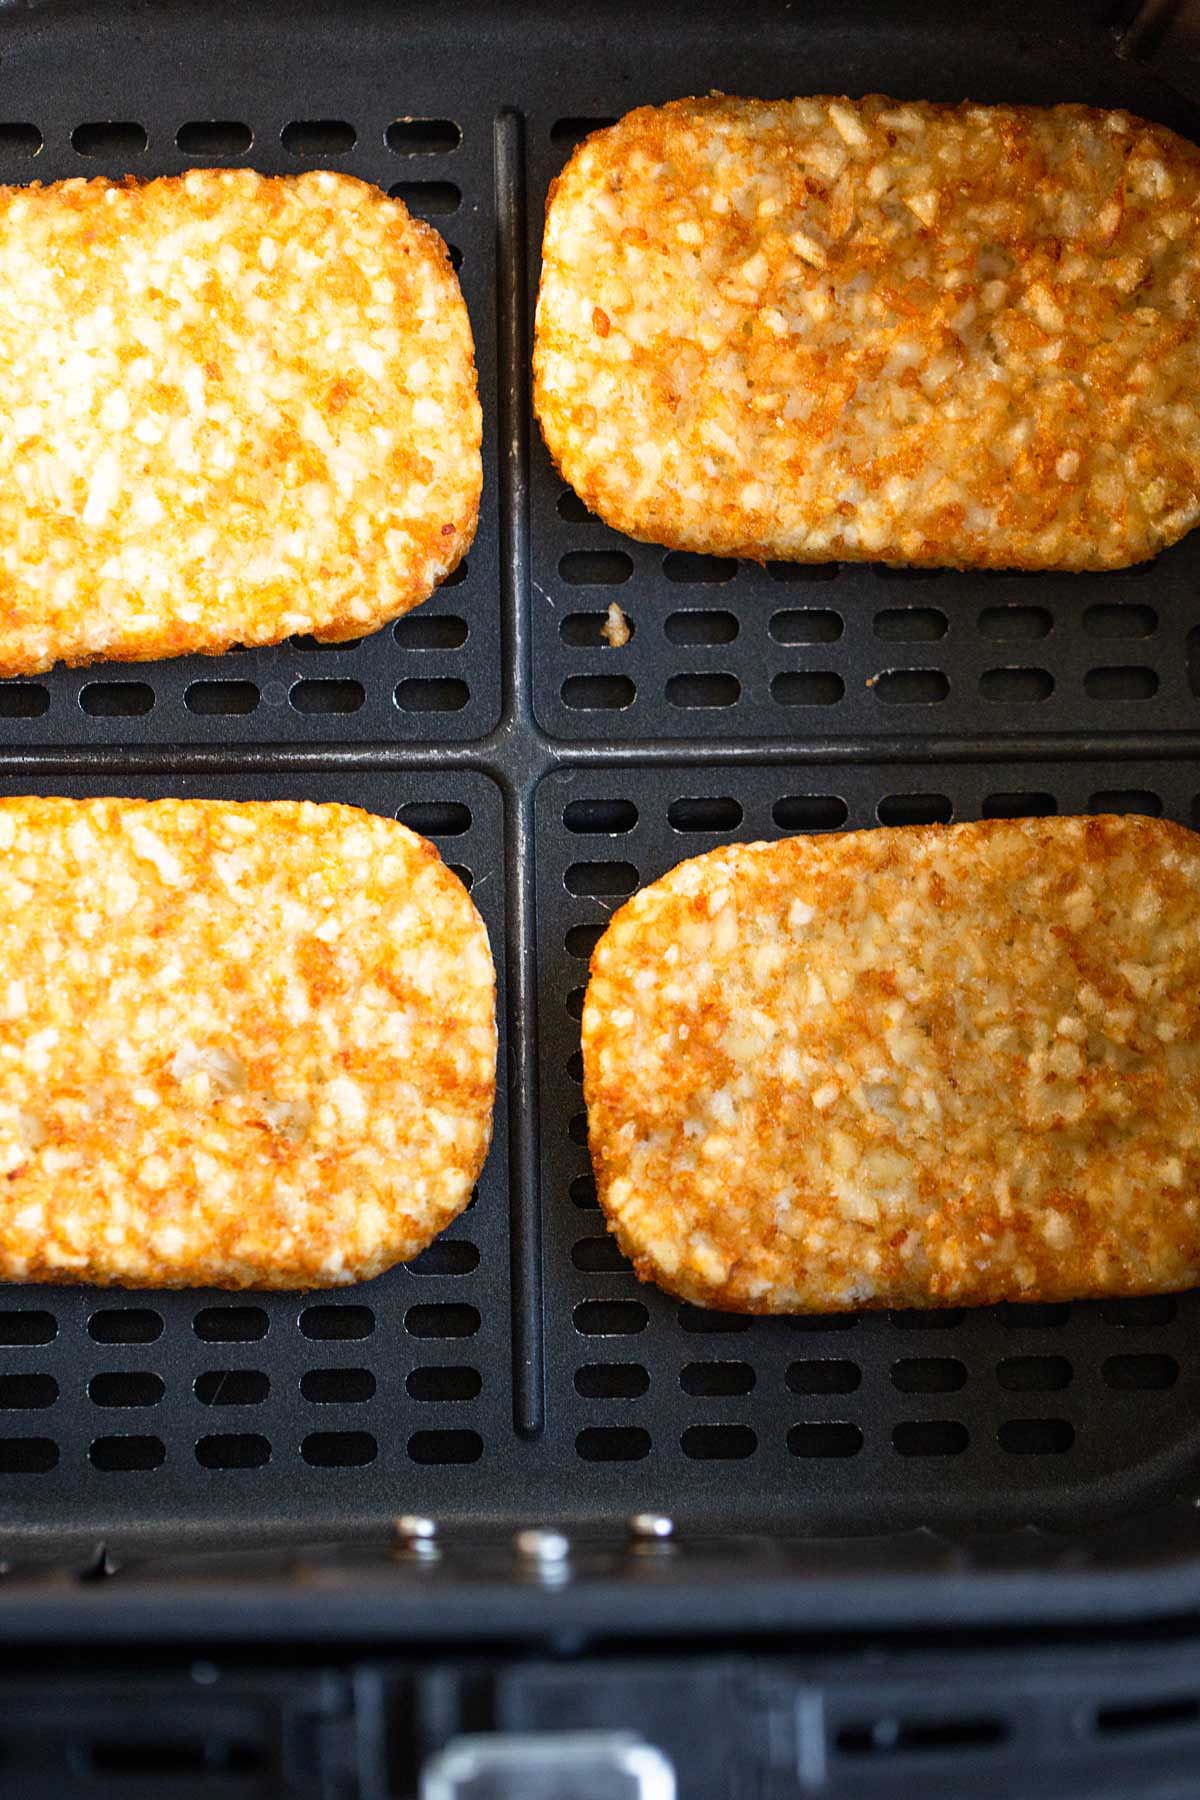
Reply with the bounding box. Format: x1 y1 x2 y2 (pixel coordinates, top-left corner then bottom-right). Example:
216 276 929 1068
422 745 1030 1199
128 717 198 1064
514 1527 570 1565
628 1513 674 1542
394 1514 439 1559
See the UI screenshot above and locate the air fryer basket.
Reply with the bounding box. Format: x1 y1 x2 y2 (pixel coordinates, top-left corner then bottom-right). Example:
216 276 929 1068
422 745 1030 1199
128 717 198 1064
0 0 1198 1631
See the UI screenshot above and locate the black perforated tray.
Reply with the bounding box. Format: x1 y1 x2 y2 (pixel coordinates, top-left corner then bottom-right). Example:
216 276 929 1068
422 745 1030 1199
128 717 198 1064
1 0 1200 1579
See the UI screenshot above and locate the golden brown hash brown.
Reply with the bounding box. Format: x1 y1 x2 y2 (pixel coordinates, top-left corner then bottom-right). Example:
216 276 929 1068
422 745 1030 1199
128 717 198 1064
535 95 1200 570
0 797 496 1290
582 816 1200 1313
0 170 481 675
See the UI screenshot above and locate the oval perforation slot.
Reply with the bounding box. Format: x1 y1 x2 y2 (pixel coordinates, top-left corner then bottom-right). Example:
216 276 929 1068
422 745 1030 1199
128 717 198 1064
982 792 1057 818
396 800 472 837
1000 1302 1071 1328
394 613 468 649
296 1304 373 1342
871 669 950 704
561 674 636 710
281 119 356 154
405 1365 480 1403
89 1372 162 1408
291 678 365 714
566 1049 584 1084
1100 1296 1176 1327
406 1303 480 1339
786 1360 861 1395
557 490 599 524
677 1306 750 1335
1084 602 1157 639
559 550 632 586
407 1429 480 1464
978 605 1051 640
0 1373 58 1410
979 667 1054 702
0 1310 55 1345
387 119 462 154
302 1430 377 1467
1088 789 1163 816
788 1314 859 1332
80 681 154 717
565 860 638 897
396 677 469 712
195 1307 267 1344
575 1300 647 1337
568 1103 588 1136
666 672 740 708
91 1308 163 1344
892 1420 968 1456
891 1357 967 1394
1102 1354 1179 1390
890 1309 964 1330
550 116 617 151
681 1360 754 1397
771 671 844 706
194 1370 270 1406
668 796 743 833
72 121 147 157
90 1434 165 1471
769 608 843 644
563 798 637 835
664 609 738 645
788 1422 862 1458
877 793 952 827
0 1437 58 1473
874 607 947 641
996 1355 1072 1392
175 120 252 155
560 613 633 649
0 124 41 156
196 1433 271 1469
565 924 603 962
407 1239 479 1276
388 180 461 214
772 795 848 832
997 1418 1074 1454
292 632 363 655
576 1425 650 1461
571 1235 631 1274
1084 666 1158 700
0 683 49 717
576 1362 649 1399
185 680 259 715
570 1172 598 1209
682 1423 756 1459
663 552 736 584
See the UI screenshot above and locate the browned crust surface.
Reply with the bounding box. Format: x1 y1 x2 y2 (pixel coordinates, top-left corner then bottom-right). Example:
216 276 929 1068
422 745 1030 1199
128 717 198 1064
0 797 496 1290
536 95 1200 570
0 170 481 674
583 816 1200 1311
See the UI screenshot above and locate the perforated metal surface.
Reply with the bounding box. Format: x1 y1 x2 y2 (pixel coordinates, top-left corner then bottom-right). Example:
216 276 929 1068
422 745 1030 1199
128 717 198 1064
0 27 501 745
536 765 1200 1533
1 0 1200 1557
0 771 513 1547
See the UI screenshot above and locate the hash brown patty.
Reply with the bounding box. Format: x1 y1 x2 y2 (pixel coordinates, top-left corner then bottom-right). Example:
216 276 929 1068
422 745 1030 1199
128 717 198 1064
535 95 1200 570
0 170 481 674
582 815 1200 1312
0 797 496 1290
